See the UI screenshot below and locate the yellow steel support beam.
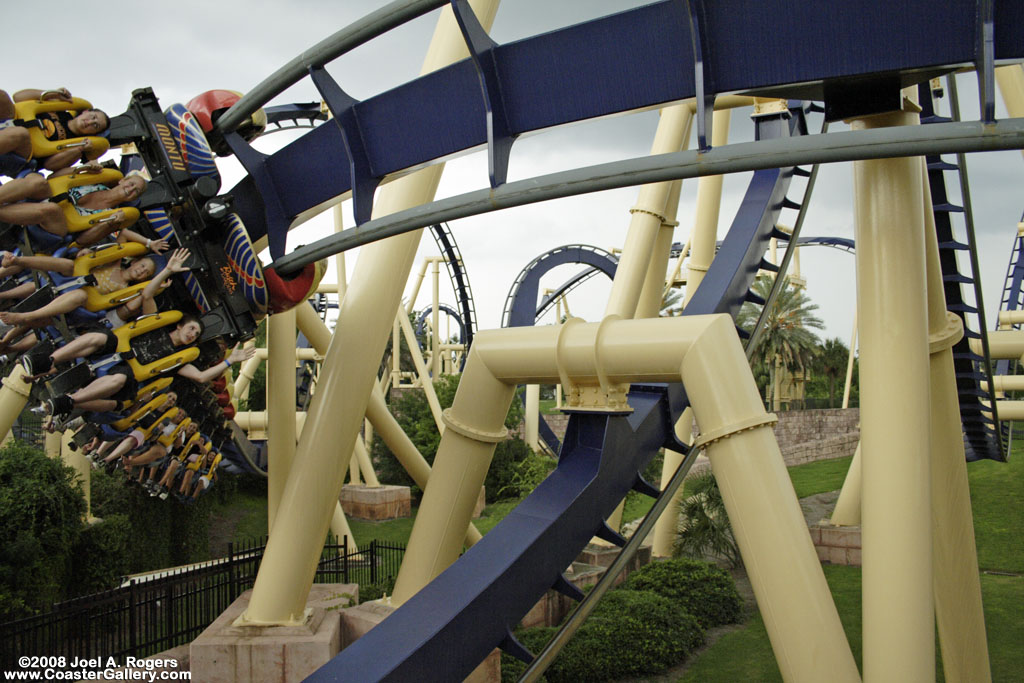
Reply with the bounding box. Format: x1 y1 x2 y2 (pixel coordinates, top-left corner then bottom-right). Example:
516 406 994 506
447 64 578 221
0 366 31 441
996 64 1024 161
852 101 934 682
830 442 862 526
390 314 858 681
239 0 501 626
921 162 991 682
654 108 730 557
267 308 297 533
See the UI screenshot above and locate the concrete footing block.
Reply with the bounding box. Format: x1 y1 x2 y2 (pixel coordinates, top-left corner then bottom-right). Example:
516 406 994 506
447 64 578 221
190 584 356 683
339 484 412 520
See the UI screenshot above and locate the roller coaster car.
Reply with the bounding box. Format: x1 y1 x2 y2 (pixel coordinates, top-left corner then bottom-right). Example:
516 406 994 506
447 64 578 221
158 416 191 447
41 311 201 397
12 97 110 160
115 311 201 381
111 389 175 432
104 90 261 343
48 167 140 234
140 406 179 441
69 242 151 311
185 90 267 157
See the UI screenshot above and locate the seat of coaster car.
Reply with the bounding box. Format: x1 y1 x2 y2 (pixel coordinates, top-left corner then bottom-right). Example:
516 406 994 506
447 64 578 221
47 167 140 235
13 96 110 161
44 311 200 399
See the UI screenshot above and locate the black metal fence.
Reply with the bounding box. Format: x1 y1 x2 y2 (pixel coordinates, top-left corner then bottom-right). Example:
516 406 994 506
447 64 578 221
0 536 404 669
10 407 45 449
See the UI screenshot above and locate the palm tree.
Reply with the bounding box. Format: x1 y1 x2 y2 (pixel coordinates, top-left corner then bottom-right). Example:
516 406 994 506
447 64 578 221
674 472 742 568
660 287 683 317
815 337 850 408
737 275 824 410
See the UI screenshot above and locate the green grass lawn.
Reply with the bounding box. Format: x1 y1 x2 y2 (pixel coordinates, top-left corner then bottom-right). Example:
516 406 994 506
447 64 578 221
676 448 1023 682
787 455 854 498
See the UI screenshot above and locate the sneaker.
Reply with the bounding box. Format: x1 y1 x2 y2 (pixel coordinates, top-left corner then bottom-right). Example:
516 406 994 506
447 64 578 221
158 491 169 500
20 348 52 376
47 395 74 418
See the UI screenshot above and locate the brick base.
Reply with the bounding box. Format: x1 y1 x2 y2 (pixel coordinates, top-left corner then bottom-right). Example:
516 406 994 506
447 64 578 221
189 583 356 683
339 485 411 521
810 524 862 566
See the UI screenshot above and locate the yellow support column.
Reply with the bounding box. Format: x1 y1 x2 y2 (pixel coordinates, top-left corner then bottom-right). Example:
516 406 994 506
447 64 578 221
266 308 297 533
45 430 62 459
996 64 1024 161
921 166 991 682
600 106 692 544
524 383 540 451
388 313 858 680
399 310 446 431
366 386 483 547
604 105 692 320
0 366 31 440
830 442 862 526
653 110 730 557
391 351 515 604
241 0 501 625
852 102 934 682
297 301 481 545
353 436 379 487
431 258 441 379
636 181 688 557
680 317 860 683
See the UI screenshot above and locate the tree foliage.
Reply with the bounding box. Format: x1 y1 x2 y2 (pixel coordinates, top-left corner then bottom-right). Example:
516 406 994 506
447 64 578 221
0 441 85 619
673 472 743 569
814 337 851 408
737 275 823 407
372 374 530 502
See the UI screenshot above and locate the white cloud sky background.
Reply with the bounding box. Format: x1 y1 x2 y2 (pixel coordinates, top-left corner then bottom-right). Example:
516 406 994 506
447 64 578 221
3 1 1022 348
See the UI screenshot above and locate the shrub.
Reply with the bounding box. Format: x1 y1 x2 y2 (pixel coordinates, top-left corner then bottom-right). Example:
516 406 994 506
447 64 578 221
90 469 212 573
68 514 132 597
674 471 742 568
373 375 528 502
496 450 556 500
622 558 743 628
501 589 704 683
0 440 86 618
359 574 397 603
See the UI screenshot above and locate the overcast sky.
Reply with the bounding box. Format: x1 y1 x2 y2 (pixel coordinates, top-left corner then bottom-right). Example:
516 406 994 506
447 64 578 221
4 1 1022 347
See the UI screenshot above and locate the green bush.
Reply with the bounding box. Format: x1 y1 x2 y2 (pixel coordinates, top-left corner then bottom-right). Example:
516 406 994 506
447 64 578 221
90 469 212 573
359 574 397 603
0 440 86 618
501 589 704 682
372 375 528 502
622 558 743 628
496 450 556 500
68 514 132 597
674 472 742 568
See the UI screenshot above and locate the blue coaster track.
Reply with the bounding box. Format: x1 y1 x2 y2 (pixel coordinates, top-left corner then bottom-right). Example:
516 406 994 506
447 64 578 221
208 2 1024 679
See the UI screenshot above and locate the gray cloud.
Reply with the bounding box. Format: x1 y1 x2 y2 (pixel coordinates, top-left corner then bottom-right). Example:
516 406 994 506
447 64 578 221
5 2 1021 347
